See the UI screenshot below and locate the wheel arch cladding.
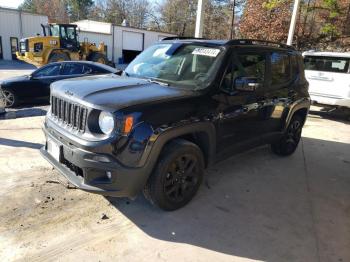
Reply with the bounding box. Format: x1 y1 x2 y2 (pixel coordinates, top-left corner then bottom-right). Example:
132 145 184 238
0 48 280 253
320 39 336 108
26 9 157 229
293 108 308 125
153 122 216 169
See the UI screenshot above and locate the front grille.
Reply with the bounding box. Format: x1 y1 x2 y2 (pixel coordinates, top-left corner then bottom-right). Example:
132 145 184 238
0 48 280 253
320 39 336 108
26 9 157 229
51 96 88 132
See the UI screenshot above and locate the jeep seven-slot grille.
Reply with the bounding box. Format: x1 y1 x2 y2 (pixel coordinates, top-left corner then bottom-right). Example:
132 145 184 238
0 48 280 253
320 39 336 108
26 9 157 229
51 96 88 132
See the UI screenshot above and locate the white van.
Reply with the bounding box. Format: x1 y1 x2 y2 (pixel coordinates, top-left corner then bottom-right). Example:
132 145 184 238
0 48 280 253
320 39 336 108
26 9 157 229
303 51 350 109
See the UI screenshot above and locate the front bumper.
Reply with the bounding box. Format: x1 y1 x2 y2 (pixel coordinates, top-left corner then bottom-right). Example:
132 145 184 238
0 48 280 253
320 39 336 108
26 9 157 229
40 125 150 198
16 52 43 66
310 93 350 108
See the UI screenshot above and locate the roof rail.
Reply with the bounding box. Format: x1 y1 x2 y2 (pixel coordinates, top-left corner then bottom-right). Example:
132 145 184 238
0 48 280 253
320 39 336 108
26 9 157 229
161 36 206 41
226 39 295 50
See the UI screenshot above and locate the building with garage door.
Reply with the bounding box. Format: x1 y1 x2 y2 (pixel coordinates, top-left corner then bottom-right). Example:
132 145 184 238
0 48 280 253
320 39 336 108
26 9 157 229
73 20 175 64
0 7 175 64
0 7 48 60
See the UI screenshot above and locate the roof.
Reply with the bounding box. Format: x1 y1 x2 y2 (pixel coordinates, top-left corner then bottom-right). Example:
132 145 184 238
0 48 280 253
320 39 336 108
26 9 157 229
160 38 296 50
44 60 118 73
47 23 78 27
73 19 176 36
302 51 350 58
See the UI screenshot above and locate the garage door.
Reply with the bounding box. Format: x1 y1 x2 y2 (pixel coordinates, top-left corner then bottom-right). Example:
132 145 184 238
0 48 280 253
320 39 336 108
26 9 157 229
122 31 143 51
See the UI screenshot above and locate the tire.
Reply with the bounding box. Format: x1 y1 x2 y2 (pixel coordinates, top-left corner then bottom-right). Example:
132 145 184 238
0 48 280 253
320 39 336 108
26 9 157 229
2 89 18 108
143 139 205 211
89 52 108 64
48 52 70 63
271 115 303 156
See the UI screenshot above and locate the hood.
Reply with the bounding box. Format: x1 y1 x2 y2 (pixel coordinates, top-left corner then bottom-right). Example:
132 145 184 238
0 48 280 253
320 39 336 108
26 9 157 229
50 74 196 111
1 75 31 84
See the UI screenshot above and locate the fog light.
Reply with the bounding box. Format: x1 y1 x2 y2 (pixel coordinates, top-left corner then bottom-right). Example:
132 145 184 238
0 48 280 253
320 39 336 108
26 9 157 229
106 171 112 180
92 155 110 163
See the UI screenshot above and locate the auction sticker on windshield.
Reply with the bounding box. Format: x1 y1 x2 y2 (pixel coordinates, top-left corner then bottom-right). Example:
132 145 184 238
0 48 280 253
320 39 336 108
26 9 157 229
192 48 221 57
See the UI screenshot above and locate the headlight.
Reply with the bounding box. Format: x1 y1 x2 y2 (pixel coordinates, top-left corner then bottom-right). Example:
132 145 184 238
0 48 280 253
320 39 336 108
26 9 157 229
98 111 115 135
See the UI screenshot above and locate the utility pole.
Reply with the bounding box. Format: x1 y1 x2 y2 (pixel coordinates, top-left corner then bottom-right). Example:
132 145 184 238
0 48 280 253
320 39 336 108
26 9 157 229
287 0 301 46
195 0 205 38
230 0 236 39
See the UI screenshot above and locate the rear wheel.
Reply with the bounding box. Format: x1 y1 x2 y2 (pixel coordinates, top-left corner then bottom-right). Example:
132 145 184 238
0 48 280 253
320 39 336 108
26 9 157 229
48 52 70 63
144 139 205 211
2 89 18 108
89 52 108 64
271 115 303 156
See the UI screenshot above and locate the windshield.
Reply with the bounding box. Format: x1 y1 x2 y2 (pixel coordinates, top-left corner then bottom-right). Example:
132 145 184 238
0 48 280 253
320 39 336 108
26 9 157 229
50 25 60 37
124 43 225 90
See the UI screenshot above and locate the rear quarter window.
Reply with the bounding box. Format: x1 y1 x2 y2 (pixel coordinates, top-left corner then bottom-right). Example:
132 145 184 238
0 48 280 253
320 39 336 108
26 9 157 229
270 52 291 86
304 56 350 73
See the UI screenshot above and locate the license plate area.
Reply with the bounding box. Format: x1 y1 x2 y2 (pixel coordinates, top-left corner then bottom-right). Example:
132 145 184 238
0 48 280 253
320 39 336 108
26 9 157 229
47 138 61 162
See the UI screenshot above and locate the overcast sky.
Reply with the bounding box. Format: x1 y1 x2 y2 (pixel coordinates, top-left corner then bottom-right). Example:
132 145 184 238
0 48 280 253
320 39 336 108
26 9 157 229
0 0 23 8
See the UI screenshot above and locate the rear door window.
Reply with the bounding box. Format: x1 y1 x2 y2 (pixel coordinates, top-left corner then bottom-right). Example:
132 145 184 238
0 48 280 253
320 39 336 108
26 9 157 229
304 56 350 73
61 63 84 75
86 65 110 74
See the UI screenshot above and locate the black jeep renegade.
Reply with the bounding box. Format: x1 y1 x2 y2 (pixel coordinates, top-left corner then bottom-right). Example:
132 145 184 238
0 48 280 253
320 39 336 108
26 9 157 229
41 38 310 210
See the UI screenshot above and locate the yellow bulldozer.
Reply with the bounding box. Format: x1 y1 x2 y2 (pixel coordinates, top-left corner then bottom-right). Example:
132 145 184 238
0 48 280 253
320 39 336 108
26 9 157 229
16 23 108 67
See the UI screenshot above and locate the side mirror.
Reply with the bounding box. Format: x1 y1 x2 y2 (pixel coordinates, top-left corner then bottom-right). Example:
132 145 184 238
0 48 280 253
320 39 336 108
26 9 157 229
234 77 262 92
115 70 123 76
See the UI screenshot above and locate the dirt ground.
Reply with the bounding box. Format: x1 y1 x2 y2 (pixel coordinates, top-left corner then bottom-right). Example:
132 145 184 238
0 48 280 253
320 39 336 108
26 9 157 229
0 108 349 262
0 66 350 262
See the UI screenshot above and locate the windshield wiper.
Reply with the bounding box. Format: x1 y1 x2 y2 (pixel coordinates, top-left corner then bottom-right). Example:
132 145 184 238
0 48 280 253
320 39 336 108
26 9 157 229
145 78 169 86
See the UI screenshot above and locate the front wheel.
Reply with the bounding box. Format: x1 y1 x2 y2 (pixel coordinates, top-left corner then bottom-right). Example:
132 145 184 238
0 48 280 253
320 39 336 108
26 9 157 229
89 52 108 64
271 115 304 156
2 89 18 108
143 139 205 211
48 52 70 63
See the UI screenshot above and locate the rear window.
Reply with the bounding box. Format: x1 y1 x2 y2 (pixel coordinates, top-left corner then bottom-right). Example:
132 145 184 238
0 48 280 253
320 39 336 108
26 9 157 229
304 56 350 73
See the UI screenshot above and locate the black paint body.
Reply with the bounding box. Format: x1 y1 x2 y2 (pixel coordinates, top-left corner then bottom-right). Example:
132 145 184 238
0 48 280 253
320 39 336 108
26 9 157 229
40 40 311 198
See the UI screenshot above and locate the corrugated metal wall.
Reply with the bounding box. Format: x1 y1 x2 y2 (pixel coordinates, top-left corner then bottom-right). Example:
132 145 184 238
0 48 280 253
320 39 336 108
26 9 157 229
0 8 48 60
21 13 48 38
77 31 113 61
0 9 21 60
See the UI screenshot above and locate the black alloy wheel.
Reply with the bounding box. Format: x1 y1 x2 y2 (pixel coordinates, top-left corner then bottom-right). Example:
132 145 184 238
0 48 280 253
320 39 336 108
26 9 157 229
164 154 200 203
271 115 303 156
144 139 204 211
2 89 16 108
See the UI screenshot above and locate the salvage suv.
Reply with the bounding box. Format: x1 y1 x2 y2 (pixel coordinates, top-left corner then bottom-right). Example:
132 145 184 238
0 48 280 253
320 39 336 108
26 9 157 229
41 38 310 210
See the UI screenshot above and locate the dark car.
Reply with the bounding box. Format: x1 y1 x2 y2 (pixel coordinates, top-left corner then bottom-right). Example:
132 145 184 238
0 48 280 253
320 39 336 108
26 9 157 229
40 38 310 211
0 61 118 107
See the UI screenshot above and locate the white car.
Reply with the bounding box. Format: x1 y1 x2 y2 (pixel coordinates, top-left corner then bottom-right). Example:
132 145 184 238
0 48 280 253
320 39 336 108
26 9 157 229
303 51 350 109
